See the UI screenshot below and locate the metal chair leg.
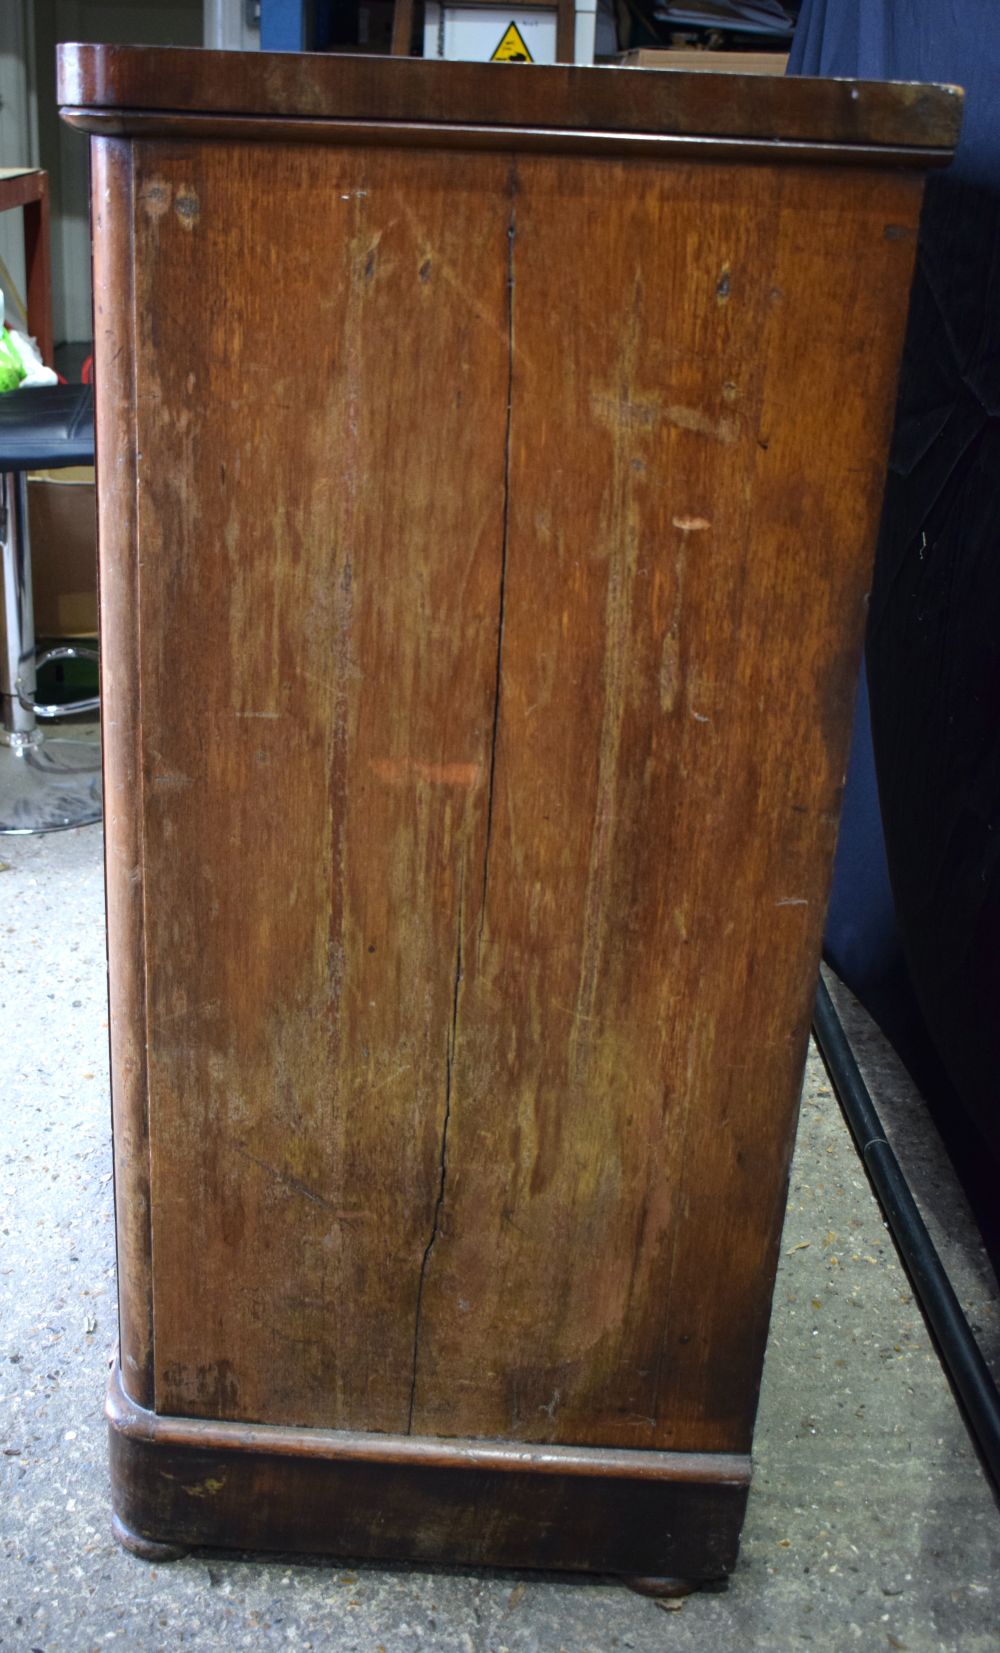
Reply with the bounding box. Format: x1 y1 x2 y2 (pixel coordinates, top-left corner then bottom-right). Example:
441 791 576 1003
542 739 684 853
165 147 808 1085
0 469 101 834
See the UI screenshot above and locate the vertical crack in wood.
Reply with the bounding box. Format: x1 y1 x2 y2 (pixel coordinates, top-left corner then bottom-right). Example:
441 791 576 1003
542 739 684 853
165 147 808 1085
407 865 465 1430
408 174 514 1426
479 178 517 949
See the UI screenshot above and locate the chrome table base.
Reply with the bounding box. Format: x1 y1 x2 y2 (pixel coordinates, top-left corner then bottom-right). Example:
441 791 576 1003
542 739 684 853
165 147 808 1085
0 724 101 834
2 464 101 835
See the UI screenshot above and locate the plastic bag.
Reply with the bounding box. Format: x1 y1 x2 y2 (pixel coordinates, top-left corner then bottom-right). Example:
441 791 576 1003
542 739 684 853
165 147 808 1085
6 327 58 387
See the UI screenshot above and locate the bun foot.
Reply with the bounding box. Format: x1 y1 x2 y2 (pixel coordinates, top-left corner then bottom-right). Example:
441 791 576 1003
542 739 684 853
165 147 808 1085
625 1575 696 1598
112 1512 189 1561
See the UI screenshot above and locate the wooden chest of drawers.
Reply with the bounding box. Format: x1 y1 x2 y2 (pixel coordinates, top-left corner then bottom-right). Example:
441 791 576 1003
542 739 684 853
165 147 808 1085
58 43 959 1582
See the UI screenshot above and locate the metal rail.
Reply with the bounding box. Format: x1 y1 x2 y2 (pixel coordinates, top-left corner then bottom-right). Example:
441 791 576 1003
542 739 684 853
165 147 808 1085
812 975 1000 1496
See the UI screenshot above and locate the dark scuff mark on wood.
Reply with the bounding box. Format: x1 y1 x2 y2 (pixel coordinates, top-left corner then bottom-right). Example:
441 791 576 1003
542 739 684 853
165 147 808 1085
408 865 465 1430
233 1142 367 1218
174 188 200 228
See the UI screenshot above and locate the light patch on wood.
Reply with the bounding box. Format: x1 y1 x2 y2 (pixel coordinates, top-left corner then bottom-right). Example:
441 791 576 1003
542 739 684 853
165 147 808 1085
156 997 221 1024
150 769 193 791
571 307 647 1077
371 757 482 788
671 515 711 533
591 391 661 429
663 405 738 444
181 1476 227 1498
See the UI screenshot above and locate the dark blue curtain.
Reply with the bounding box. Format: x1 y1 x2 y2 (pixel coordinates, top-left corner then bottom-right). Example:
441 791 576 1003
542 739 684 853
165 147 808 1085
789 1 1000 1270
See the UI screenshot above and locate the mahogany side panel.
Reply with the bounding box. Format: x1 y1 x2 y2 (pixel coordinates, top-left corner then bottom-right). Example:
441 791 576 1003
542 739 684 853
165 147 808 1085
407 160 925 1451
130 139 511 1431
110 137 924 1454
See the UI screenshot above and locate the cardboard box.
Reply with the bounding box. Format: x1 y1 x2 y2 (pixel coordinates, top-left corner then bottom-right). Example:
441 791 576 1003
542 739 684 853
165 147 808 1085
27 466 98 638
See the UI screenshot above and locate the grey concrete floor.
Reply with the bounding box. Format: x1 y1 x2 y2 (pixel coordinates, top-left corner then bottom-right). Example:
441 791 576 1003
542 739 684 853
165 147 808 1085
1 822 998 1652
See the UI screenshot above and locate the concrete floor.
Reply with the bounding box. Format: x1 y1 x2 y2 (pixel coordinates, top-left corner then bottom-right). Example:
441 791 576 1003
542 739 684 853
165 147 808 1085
1 822 998 1652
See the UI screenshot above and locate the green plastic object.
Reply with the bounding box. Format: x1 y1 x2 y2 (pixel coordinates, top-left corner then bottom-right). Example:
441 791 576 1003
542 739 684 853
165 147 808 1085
0 329 26 393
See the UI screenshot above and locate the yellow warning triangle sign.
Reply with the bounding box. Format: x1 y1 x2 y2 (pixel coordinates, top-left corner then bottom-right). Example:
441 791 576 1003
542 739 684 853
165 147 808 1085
491 21 533 61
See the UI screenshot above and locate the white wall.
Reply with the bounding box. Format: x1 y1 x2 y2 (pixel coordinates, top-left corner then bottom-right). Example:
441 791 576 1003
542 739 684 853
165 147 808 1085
204 0 261 51
0 1 260 346
0 3 36 332
35 0 205 343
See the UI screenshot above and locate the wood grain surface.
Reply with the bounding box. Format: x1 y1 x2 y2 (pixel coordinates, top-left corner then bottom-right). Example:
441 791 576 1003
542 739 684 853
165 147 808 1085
405 158 923 1451
87 121 927 1462
129 142 510 1432
57 43 963 156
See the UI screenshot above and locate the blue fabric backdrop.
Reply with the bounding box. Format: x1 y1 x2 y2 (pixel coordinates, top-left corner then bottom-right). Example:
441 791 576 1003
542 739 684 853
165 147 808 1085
788 0 1000 1269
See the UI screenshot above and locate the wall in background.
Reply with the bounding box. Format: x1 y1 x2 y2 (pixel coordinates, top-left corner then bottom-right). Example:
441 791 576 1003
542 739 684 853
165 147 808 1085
0 5 37 332
35 0 204 344
0 2 255 347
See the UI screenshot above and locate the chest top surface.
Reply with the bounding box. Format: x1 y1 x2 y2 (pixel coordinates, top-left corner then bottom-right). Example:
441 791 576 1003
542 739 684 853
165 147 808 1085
57 42 961 165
